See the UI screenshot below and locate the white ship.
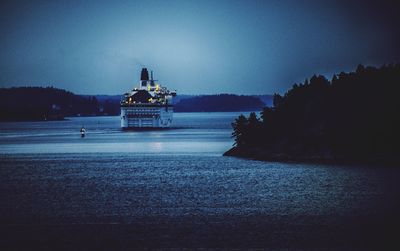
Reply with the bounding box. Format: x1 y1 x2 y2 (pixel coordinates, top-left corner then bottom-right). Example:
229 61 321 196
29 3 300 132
121 68 176 129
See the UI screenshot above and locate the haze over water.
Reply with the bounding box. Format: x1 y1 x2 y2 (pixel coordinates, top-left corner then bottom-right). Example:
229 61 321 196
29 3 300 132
1 113 399 249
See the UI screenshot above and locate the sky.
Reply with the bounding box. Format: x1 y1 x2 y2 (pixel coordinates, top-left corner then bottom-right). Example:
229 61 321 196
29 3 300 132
1 0 399 95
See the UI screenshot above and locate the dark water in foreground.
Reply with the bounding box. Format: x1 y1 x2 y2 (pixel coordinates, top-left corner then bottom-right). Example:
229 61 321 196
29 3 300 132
1 113 400 250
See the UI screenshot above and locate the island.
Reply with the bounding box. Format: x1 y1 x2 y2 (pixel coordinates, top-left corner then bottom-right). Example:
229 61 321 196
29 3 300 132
0 87 100 121
224 64 400 165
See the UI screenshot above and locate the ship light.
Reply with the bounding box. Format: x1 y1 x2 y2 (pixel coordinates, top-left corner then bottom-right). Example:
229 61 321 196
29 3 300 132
129 97 132 103
155 84 159 91
147 85 150 91
148 98 153 102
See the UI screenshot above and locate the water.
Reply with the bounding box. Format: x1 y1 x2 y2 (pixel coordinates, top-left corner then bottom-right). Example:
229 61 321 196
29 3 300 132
1 113 399 249
0 113 238 154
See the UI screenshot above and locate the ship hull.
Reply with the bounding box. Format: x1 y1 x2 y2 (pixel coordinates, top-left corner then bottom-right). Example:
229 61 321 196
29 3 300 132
121 105 173 129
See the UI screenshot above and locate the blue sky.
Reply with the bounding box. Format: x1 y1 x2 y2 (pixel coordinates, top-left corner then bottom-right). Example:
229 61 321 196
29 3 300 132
1 0 399 95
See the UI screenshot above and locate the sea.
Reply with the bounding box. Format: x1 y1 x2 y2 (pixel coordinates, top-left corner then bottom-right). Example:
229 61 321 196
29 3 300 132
1 112 399 250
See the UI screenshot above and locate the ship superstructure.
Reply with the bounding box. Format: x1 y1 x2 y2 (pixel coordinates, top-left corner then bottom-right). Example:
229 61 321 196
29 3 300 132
121 68 176 129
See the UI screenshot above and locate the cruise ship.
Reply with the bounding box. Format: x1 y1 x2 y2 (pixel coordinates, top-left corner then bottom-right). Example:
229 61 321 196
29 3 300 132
121 68 176 129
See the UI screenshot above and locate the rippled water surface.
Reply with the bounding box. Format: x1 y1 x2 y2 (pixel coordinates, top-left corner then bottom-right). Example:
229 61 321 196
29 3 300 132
1 113 399 249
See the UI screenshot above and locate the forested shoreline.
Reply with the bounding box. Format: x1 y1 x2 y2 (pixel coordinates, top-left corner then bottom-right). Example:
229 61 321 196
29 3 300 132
0 87 101 121
225 64 400 165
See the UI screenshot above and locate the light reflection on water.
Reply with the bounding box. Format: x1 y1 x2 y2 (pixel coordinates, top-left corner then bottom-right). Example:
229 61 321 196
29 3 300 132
0 112 243 154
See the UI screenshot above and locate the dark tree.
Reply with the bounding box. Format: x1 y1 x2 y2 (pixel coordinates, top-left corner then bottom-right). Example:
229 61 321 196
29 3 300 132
232 114 248 147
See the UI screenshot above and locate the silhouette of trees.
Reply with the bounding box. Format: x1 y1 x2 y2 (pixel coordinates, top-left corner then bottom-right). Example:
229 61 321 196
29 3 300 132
232 114 248 147
231 112 262 147
230 64 400 163
0 87 101 120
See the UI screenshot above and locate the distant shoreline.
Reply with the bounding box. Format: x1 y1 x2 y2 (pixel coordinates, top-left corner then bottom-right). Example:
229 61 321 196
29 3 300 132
0 111 262 123
0 87 271 121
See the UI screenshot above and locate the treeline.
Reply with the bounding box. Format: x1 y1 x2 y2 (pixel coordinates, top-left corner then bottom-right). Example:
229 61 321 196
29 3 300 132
0 87 268 121
97 94 267 113
174 94 265 112
0 87 100 121
225 64 400 164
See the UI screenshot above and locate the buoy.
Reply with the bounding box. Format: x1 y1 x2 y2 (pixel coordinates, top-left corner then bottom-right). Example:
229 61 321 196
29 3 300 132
80 127 86 138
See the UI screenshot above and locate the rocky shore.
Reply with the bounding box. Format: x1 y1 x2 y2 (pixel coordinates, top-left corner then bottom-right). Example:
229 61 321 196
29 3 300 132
224 146 334 163
223 146 399 166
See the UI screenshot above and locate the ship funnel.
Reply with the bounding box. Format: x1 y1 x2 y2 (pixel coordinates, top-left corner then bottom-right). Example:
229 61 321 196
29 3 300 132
140 68 149 81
